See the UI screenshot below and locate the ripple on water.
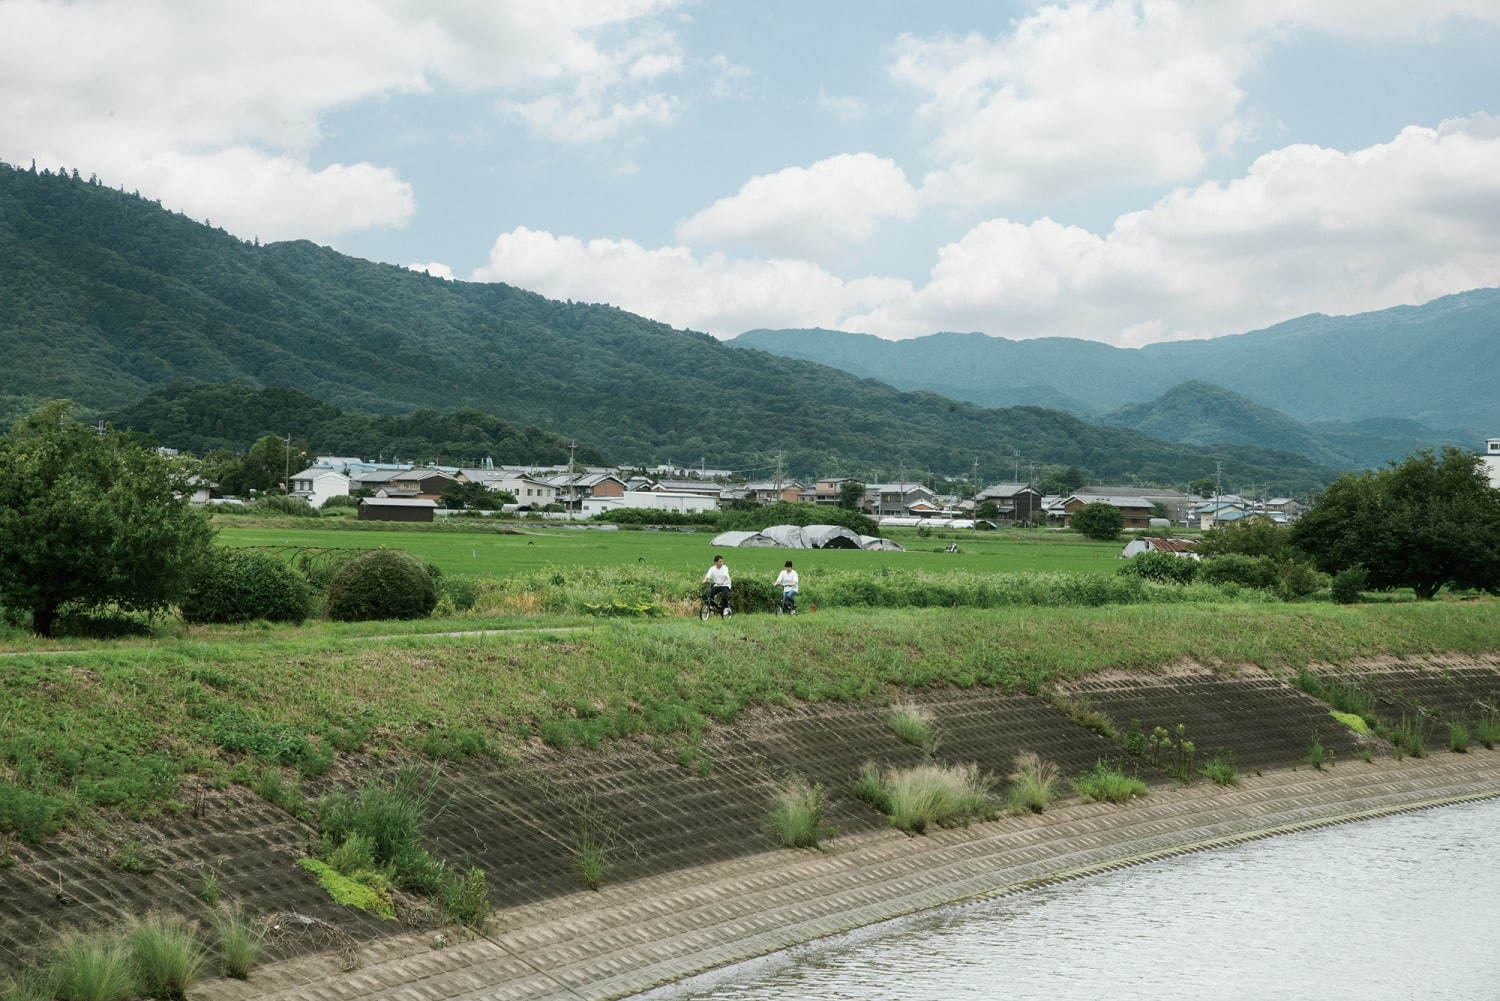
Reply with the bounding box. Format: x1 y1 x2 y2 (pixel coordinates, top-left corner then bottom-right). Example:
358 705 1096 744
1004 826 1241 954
671 799 1500 1001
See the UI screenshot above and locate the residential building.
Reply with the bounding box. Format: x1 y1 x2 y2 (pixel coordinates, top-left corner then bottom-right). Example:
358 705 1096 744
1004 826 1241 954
1061 493 1155 529
357 497 436 523
1088 485 1189 524
1482 437 1500 490
388 468 459 499
864 482 940 517
543 472 627 511
1197 503 1248 530
812 478 859 506
723 481 804 505
582 490 719 516
1262 498 1306 520
650 479 725 500
288 467 350 508
974 483 1043 522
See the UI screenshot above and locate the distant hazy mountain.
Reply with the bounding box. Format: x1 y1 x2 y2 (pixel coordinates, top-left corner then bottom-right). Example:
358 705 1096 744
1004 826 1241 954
0 163 1335 490
735 289 1500 437
1099 381 1464 469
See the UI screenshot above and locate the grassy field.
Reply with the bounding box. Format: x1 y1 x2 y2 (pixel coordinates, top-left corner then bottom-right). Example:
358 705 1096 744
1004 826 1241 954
213 521 1128 579
2 601 1496 843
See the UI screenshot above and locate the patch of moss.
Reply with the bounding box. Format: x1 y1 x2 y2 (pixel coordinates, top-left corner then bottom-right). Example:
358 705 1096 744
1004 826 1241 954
296 857 396 919
1330 710 1370 735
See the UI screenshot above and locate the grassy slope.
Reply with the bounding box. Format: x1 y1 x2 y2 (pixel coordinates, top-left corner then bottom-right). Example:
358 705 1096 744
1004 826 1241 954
2 602 1496 841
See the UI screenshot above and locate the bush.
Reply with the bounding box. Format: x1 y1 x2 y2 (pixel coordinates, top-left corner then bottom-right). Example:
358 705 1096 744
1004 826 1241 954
325 549 437 621
1117 550 1199 584
592 508 718 526
1200 753 1240 786
1330 567 1367 604
0 780 68 844
1198 554 1276 590
180 549 313 625
852 761 995 834
209 909 262 980
1271 559 1328 601
886 703 939 754
437 866 491 930
320 495 360 510
1070 502 1123 541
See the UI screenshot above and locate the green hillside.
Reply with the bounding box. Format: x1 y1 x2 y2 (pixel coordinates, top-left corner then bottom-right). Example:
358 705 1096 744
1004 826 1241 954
0 162 1332 491
736 289 1500 437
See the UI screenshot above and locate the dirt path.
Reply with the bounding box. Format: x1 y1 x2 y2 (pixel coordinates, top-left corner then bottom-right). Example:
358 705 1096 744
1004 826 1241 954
197 751 1500 1001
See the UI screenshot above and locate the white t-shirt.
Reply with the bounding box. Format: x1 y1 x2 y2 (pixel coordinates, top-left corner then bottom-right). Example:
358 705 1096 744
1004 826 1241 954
775 569 799 591
705 564 731 587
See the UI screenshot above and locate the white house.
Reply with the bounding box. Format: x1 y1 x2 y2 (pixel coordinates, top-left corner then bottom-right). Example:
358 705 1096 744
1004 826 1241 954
288 467 350 508
583 490 719 517
1483 437 1500 490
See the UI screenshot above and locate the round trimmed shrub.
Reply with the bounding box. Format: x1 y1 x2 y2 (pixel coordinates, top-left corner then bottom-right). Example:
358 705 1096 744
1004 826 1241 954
325 549 437 622
182 549 313 624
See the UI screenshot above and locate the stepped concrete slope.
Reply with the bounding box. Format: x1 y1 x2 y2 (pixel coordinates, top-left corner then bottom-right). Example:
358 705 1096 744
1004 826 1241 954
2 657 1497 999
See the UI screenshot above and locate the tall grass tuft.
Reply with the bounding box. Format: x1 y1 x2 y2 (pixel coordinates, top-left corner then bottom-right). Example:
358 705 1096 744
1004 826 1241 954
763 777 832 849
1070 760 1147 803
1385 717 1426 759
1448 722 1470 753
437 866 491 931
886 703 939 754
125 914 205 1001
852 761 994 834
47 933 134 1001
1200 753 1240 786
1006 752 1061 815
318 767 440 888
1305 739 1331 770
1474 715 1500 750
209 909 263 980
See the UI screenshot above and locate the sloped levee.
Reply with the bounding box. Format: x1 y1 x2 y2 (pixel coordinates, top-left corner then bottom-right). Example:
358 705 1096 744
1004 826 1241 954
2 657 1498 985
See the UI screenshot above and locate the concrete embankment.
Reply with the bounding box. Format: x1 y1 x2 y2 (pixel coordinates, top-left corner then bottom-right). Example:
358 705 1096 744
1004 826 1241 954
3 656 1498 1000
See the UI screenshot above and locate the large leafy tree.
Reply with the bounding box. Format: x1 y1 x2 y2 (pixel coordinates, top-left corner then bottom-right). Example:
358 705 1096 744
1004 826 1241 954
1070 501 1123 540
1291 447 1500 599
0 402 214 634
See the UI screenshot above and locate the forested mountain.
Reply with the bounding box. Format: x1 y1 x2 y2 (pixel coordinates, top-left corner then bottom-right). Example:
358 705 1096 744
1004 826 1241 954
1100 381 1468 468
106 383 602 465
736 289 1500 435
0 162 1333 491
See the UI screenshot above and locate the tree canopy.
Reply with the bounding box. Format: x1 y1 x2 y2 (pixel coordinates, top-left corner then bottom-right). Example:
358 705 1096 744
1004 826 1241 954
1290 447 1500 599
0 402 213 634
1070 502 1123 540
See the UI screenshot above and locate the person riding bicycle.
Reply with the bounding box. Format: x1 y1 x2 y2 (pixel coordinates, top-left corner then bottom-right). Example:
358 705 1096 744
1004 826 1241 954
774 560 799 613
702 555 732 613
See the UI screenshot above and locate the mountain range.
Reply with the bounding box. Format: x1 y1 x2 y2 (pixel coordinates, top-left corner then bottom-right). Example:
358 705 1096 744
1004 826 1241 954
735 289 1498 443
0 162 1344 492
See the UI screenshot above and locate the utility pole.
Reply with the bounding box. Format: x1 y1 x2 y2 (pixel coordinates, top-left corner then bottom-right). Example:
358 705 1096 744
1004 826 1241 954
284 432 291 491
971 457 979 498
1214 461 1224 524
1011 447 1021 483
773 451 785 493
567 441 577 475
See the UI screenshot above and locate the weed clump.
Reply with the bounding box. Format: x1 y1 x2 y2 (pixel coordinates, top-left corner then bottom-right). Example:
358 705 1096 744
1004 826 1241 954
1048 694 1118 741
437 867 491 930
1124 721 1196 782
1474 716 1500 750
1070 760 1147 803
1385 717 1427 759
1448 723 1470 753
852 761 995 834
124 914 205 1001
885 703 939 754
209 909 263 980
1006 752 1061 815
1200 753 1240 786
764 777 833 849
45 934 134 1001
1305 739 1331 770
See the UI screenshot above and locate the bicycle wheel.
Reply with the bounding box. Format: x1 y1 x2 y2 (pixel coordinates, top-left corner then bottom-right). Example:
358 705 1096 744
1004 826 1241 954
699 601 712 622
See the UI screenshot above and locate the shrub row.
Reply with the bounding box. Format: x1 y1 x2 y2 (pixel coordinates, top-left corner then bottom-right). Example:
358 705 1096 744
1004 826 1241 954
1118 551 1329 601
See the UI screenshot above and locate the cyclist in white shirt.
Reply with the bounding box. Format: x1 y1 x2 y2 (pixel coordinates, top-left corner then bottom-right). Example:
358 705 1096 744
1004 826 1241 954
774 560 799 613
702 555 732 612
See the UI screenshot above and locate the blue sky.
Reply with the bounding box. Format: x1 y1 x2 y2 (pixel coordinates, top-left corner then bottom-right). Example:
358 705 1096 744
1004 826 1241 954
3 1 1498 344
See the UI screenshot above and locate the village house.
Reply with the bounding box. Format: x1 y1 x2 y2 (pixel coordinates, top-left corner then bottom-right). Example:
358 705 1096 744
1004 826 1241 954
974 482 1043 522
1061 493 1155 530
721 480 804 505
542 471 627 512
1481 437 1500 489
288 467 350 508
650 479 726 501
863 482 941 517
357 496 436 523
582 490 719 516
1089 484 1189 524
386 468 459 499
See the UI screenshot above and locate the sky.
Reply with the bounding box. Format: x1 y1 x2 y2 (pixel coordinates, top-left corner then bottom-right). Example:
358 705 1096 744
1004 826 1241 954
2 0 1499 346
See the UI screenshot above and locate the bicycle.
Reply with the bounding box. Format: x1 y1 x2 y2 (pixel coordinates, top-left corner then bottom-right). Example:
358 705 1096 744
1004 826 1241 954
774 588 799 616
699 585 733 621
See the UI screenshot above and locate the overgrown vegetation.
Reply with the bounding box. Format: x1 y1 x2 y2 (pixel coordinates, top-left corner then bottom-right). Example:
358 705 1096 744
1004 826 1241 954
1200 753 1240 786
885 703 940 754
852 761 996 834
208 909 263 980
1124 721 1197 782
764 777 833 849
124 915 205 1000
1070 760 1147 802
1304 739 1331 770
180 549 312 625
325 550 438 622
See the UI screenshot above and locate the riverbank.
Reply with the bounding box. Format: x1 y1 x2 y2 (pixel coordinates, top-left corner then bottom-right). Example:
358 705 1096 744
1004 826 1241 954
194 751 1500 1001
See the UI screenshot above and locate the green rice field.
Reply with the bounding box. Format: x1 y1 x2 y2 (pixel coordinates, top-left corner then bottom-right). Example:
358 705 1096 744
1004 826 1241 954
213 523 1127 580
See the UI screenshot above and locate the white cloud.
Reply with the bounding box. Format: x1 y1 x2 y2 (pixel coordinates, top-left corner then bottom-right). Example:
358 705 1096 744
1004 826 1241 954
0 0 685 239
676 154 918 258
707 54 753 98
406 261 455 280
893 0 1500 206
816 89 870 123
471 227 913 336
846 117 1500 343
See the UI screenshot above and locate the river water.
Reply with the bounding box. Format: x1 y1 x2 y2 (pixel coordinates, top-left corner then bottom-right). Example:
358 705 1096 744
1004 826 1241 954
667 798 1500 1001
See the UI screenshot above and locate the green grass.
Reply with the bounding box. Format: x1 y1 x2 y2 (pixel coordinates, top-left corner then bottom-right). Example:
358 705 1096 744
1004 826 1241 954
1071 760 1148 802
1448 722 1471 753
437 866 491 930
1200 753 1240 786
296 857 397 919
209 909 263 980
885 703 939 754
853 761 996 834
1475 716 1500 750
1385 717 1427 759
763 777 832 849
0 602 1496 839
46 934 134 1001
1329 711 1370 735
1006 752 1061 815
1305 739 1331 770
124 914 205 1001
